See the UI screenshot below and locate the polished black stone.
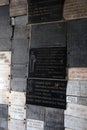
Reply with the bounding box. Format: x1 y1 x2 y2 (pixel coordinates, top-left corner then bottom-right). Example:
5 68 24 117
28 0 65 23
27 79 67 109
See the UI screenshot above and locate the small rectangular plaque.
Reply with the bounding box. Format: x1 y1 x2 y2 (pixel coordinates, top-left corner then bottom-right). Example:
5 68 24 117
67 80 87 97
27 119 44 130
65 103 87 120
0 90 9 104
9 91 26 106
8 119 25 130
0 51 11 64
9 105 26 120
0 78 10 90
68 68 87 80
0 64 10 78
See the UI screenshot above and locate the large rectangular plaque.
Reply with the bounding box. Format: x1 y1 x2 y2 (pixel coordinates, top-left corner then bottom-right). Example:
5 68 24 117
8 119 25 130
30 22 66 48
27 119 44 130
27 79 67 109
0 51 11 64
9 105 26 120
28 0 65 23
68 68 87 80
9 91 26 106
29 47 66 79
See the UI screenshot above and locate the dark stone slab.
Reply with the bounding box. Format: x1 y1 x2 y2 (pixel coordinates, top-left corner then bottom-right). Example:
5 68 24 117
30 22 66 48
67 18 87 67
28 0 65 23
27 79 67 109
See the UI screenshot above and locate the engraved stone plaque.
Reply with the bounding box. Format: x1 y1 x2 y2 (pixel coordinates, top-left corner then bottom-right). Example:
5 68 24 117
11 78 26 92
27 79 67 109
27 119 44 130
67 80 87 97
9 105 26 120
29 47 66 79
8 119 25 130
68 68 87 80
0 90 9 104
0 51 11 64
9 91 26 106
65 103 87 120
0 64 10 78
28 0 65 23
65 115 87 130
0 78 10 90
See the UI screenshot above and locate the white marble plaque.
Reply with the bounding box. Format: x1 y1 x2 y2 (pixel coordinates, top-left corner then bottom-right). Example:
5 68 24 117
67 80 87 97
65 103 87 120
67 80 80 96
0 78 10 90
68 68 87 80
67 96 78 104
0 89 9 104
0 65 10 78
65 115 87 130
0 52 11 64
9 91 26 106
9 105 26 120
8 119 25 130
27 119 44 130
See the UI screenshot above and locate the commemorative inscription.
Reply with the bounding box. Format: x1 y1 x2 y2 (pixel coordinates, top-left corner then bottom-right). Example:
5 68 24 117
27 79 67 109
29 47 66 79
9 105 26 120
8 119 25 130
27 119 44 130
28 0 65 23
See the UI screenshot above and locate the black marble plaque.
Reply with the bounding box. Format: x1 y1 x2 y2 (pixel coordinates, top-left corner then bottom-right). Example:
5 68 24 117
28 0 65 23
26 79 67 109
29 47 67 79
30 22 66 48
67 18 87 67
